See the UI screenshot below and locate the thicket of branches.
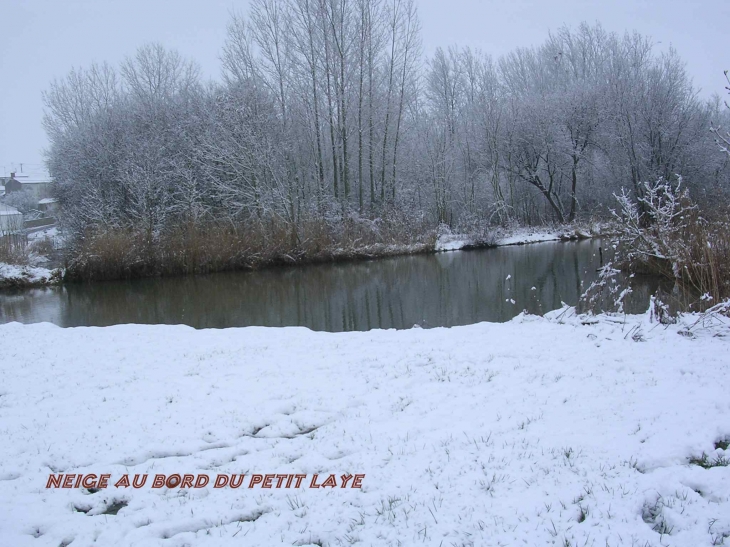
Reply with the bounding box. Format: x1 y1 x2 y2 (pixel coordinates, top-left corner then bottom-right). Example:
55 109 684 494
43 3 730 271
607 76 730 303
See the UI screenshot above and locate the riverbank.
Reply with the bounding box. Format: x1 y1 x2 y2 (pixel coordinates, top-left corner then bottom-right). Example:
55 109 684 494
0 262 63 289
0 223 605 290
434 224 597 251
1 306 728 546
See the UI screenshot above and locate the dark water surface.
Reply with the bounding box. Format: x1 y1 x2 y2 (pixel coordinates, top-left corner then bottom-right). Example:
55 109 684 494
0 240 663 331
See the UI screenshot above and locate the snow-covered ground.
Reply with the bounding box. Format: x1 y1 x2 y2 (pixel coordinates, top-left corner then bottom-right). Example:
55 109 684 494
435 225 599 252
434 233 475 251
27 226 60 242
0 226 65 286
1 307 728 546
0 262 61 288
495 230 565 246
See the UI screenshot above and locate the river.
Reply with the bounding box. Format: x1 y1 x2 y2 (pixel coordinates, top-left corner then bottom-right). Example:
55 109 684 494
0 240 664 330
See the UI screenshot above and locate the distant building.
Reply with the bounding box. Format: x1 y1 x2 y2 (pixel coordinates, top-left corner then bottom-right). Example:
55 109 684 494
3 173 22 193
2 169 53 200
0 203 24 233
0 165 55 214
38 197 59 214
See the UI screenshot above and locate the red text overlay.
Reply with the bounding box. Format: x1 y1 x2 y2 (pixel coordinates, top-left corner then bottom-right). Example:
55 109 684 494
46 473 365 490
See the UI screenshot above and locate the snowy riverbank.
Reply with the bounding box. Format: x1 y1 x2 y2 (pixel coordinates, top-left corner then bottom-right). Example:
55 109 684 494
0 262 62 289
435 225 598 252
0 224 598 289
1 307 728 546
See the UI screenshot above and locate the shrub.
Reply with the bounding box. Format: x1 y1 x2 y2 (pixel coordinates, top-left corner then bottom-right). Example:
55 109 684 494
611 178 730 302
0 233 29 265
63 211 437 282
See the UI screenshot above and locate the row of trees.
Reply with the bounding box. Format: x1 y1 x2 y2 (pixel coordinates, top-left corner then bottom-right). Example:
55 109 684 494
44 4 730 243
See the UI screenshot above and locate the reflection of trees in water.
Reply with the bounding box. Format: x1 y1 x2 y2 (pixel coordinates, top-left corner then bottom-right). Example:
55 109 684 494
0 286 65 325
1 241 670 330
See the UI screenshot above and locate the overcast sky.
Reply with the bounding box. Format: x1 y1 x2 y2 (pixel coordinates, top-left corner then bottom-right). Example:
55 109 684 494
1 0 728 174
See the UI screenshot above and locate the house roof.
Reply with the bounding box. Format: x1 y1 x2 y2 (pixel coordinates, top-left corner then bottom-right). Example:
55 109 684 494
1 165 51 184
0 203 22 216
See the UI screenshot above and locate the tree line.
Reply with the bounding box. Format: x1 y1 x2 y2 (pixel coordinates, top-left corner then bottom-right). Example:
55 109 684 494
44 2 730 246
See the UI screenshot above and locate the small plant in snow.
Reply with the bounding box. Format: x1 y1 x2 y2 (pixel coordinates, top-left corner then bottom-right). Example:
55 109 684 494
648 292 678 325
578 262 632 315
683 298 730 333
642 496 675 536
689 452 730 469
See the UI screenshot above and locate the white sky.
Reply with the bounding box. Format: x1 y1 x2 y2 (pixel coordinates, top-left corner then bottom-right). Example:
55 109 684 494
1 0 728 172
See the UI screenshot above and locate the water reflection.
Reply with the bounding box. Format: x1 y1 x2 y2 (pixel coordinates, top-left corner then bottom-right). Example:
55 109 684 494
0 240 666 331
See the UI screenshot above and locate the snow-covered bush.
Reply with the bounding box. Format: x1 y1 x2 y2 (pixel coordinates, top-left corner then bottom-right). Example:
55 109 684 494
3 191 41 218
611 177 697 278
611 177 730 302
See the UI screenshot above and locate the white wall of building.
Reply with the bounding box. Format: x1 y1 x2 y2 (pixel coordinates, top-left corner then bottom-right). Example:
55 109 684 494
0 203 24 233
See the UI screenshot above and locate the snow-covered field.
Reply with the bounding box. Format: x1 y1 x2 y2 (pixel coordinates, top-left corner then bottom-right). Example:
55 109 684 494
0 308 729 546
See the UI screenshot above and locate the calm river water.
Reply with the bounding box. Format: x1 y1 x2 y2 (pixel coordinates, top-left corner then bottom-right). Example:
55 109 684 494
0 240 663 331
